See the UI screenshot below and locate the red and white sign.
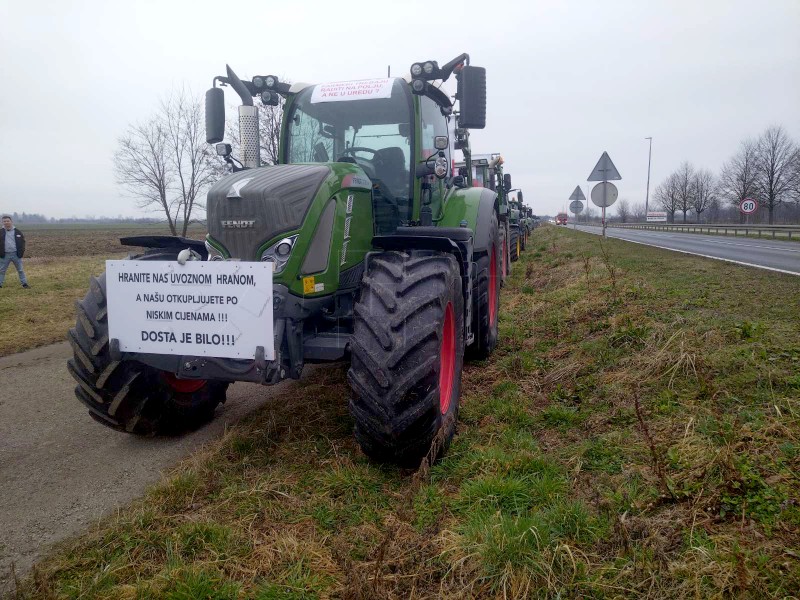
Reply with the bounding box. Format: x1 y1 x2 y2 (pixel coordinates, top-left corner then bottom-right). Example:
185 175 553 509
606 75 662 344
311 78 394 103
740 198 758 215
646 211 667 222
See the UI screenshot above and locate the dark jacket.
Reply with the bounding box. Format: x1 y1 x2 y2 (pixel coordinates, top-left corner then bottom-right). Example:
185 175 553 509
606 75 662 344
0 228 25 258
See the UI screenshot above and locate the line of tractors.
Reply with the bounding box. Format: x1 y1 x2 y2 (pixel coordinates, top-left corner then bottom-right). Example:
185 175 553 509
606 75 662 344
67 53 541 467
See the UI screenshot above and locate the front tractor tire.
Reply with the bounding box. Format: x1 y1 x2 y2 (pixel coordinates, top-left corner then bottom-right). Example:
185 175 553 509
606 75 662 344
68 252 227 435
348 251 465 467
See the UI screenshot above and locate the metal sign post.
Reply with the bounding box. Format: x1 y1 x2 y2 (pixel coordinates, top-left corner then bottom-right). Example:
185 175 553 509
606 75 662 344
568 187 586 230
588 152 622 238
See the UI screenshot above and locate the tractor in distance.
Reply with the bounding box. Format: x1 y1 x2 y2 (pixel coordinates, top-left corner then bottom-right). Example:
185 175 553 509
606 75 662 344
67 53 503 467
556 212 569 226
507 189 524 261
455 153 515 283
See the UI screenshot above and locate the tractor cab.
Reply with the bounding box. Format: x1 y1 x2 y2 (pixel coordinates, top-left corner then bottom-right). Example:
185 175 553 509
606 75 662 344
284 79 414 234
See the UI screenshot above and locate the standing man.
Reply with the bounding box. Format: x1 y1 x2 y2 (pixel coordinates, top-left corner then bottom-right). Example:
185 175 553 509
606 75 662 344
1 214 29 289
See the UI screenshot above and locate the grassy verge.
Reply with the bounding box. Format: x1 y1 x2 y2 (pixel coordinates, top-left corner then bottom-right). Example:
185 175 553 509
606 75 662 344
12 227 800 598
0 256 115 356
0 224 203 356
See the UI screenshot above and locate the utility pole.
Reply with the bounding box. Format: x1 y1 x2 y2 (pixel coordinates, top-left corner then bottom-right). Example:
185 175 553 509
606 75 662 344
645 137 653 217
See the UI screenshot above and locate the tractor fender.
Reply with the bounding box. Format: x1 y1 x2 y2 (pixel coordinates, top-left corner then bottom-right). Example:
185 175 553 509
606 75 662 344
119 235 208 259
436 187 497 254
473 187 499 252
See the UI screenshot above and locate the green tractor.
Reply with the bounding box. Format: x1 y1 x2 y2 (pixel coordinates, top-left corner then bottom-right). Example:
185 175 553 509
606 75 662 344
508 191 523 261
454 153 514 283
509 190 532 256
67 54 503 466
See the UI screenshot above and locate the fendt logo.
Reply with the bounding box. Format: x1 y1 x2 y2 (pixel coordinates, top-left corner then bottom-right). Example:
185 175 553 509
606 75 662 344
221 220 256 229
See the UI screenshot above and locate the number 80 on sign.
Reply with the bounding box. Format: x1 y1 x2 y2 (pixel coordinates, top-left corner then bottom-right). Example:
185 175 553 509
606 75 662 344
740 198 758 214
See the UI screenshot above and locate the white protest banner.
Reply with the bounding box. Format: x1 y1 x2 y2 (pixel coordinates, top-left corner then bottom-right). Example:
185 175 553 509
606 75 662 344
106 260 274 360
310 78 394 103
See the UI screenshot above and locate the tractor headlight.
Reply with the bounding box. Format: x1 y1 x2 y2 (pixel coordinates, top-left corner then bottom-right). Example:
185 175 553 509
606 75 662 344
205 239 227 261
265 75 277 88
260 235 298 273
434 155 448 178
253 76 264 89
411 79 425 94
410 63 423 77
423 61 435 75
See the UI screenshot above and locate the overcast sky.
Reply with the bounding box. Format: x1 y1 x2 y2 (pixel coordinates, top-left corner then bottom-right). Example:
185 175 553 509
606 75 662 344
1 0 798 218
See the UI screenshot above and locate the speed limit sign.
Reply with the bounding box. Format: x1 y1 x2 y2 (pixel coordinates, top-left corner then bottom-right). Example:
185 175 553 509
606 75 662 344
740 198 758 214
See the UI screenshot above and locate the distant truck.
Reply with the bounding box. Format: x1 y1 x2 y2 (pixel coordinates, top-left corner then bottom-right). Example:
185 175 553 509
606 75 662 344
556 212 568 226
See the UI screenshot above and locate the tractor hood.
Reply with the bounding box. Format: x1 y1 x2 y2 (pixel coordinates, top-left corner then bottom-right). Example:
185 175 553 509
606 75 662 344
207 165 332 260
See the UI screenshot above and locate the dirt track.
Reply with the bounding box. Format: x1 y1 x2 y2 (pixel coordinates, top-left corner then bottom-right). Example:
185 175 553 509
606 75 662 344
0 342 307 594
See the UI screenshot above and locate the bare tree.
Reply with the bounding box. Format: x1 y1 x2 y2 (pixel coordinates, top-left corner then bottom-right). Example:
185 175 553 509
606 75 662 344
692 169 716 222
615 198 631 223
655 173 680 223
632 202 647 222
754 126 798 224
674 162 695 222
719 138 758 222
115 89 216 236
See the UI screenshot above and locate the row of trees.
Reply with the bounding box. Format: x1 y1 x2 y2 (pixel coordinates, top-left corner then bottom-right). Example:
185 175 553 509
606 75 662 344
649 126 800 224
2 212 164 224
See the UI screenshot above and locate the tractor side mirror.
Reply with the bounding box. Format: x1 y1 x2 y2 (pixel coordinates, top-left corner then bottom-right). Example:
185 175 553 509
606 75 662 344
504 174 512 190
457 66 486 129
205 88 225 144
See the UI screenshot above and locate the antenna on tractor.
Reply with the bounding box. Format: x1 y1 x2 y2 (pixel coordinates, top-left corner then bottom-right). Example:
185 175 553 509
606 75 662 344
387 65 391 77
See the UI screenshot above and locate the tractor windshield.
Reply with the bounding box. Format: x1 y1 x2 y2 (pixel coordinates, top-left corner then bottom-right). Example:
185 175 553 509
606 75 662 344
285 79 413 233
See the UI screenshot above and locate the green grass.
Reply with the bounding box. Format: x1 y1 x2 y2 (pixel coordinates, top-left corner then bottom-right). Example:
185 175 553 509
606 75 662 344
11 227 800 599
0 223 204 356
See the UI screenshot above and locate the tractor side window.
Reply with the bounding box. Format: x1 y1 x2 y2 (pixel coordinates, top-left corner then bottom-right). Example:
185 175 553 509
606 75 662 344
419 96 450 165
287 110 334 164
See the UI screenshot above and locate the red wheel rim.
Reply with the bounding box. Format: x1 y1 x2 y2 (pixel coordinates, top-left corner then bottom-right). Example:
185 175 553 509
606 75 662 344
489 244 498 327
162 372 206 394
439 302 455 414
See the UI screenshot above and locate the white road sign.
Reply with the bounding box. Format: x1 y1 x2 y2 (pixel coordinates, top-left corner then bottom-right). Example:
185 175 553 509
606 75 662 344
587 151 622 181
569 186 586 201
740 198 758 215
647 211 667 222
106 260 274 360
591 182 619 207
569 200 584 213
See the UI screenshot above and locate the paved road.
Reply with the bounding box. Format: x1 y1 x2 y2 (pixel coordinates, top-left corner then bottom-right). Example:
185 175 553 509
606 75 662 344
0 342 315 594
573 225 800 275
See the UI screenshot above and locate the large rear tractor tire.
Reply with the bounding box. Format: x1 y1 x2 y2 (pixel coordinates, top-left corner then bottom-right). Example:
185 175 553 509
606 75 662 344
520 227 527 251
348 251 464 467
68 251 228 435
467 212 501 360
510 229 520 262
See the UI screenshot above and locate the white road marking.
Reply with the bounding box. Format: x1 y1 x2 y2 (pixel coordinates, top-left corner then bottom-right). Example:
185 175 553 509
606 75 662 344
611 230 800 253
574 227 800 276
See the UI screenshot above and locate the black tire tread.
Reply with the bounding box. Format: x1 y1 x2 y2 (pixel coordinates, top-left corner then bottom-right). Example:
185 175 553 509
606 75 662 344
347 251 464 466
68 257 227 435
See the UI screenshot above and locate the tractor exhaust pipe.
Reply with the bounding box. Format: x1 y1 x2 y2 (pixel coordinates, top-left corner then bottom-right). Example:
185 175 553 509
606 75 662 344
226 65 261 169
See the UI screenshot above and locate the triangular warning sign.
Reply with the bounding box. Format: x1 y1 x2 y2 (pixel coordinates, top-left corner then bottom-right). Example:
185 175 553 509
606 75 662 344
568 186 586 201
587 151 621 181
